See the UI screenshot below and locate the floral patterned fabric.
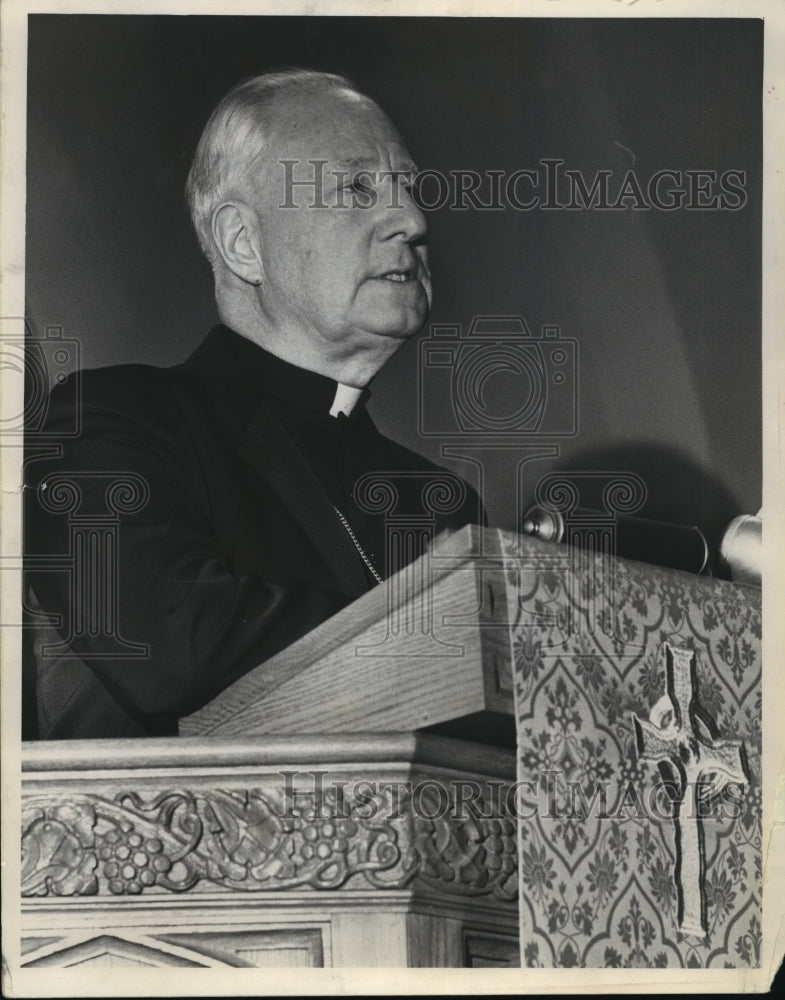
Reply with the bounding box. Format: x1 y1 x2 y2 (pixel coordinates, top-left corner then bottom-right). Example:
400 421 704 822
506 534 761 968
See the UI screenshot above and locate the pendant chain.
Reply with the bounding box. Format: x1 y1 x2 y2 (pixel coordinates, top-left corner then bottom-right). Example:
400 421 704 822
333 506 384 584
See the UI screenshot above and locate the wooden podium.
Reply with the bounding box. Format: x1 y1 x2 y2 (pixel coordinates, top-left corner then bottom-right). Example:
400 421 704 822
20 526 762 970
180 524 516 740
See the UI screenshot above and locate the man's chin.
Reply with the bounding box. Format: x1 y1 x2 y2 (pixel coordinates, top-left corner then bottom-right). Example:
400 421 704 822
369 306 430 341
374 325 422 341
363 280 431 336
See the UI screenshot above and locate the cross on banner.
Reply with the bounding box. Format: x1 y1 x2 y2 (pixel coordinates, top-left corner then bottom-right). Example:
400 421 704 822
632 643 748 938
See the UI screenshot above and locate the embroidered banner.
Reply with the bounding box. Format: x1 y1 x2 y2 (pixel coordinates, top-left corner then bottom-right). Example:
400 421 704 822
508 535 761 969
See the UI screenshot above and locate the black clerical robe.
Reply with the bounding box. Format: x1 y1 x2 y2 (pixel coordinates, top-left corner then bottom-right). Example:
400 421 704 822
24 325 481 739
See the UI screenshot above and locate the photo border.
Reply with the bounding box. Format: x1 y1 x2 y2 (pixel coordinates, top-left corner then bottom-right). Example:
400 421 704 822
2 0 783 994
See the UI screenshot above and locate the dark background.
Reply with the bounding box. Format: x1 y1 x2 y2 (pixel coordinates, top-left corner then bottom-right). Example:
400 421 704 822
25 15 762 559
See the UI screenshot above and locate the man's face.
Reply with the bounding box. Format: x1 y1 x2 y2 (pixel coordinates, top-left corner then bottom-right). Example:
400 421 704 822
247 89 432 367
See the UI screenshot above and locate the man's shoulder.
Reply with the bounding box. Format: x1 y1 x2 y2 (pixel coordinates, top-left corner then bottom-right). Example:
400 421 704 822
65 360 186 402
44 360 201 434
46 326 258 430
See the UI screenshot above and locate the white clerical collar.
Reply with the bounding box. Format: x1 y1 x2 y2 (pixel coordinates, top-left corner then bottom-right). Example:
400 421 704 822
329 383 364 418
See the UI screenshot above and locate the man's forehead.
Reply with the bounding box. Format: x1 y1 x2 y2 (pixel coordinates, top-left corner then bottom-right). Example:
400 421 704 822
273 90 414 169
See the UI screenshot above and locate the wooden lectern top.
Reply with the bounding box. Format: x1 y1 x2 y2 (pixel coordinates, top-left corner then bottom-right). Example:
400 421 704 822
180 524 514 738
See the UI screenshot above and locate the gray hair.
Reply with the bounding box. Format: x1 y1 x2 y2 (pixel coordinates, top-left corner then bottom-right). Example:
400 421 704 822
186 68 359 267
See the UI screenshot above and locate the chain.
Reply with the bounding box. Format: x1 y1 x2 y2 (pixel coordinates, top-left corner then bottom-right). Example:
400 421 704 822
332 506 384 584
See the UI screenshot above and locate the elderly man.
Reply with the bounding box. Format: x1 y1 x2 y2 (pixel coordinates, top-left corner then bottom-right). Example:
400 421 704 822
24 69 481 740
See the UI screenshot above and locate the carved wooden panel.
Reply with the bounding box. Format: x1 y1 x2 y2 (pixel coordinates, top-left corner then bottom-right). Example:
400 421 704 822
21 781 518 900
20 734 519 968
157 929 324 967
22 935 208 968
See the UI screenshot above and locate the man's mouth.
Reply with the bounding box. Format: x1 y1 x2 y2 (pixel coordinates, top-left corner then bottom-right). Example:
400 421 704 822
378 267 416 283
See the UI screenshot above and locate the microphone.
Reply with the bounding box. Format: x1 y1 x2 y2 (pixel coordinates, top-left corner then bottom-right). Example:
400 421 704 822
521 504 710 576
719 513 762 587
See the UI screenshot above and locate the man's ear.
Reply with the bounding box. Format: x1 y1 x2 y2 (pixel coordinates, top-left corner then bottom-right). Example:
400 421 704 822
211 201 264 285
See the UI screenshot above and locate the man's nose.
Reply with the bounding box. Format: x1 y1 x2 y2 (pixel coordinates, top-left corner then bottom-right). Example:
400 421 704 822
377 175 428 243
